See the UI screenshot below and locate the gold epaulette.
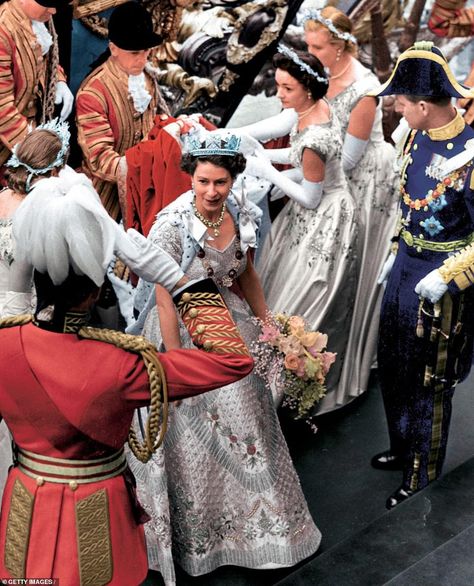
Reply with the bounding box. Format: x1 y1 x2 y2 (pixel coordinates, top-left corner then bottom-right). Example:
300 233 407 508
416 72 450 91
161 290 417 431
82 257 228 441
438 243 474 290
77 326 168 463
0 314 33 328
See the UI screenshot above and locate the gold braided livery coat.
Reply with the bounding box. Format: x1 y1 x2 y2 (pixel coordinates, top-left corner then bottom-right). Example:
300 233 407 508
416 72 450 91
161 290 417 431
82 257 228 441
0 0 64 167
76 58 168 221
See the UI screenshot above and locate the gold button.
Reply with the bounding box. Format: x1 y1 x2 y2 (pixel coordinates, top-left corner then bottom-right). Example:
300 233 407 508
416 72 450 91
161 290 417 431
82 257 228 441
422 131 426 135
203 340 213 350
27 100 35 109
196 324 206 334
36 476 44 486
182 292 191 302
133 131 141 141
413 144 418 151
133 112 141 119
189 308 199 318
446 142 454 150
69 480 78 491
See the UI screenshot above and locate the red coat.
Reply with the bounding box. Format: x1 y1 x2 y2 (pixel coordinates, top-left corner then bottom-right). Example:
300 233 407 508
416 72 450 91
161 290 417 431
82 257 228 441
0 322 252 585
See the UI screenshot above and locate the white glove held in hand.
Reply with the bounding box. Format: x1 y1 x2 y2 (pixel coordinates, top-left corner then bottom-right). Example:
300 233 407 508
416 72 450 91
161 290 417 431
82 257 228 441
377 253 396 285
113 227 185 291
55 81 74 121
414 269 448 303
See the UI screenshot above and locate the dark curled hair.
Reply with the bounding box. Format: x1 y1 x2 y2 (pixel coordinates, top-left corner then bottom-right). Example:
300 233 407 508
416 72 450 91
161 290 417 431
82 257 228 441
5 129 67 195
181 153 247 179
273 51 328 101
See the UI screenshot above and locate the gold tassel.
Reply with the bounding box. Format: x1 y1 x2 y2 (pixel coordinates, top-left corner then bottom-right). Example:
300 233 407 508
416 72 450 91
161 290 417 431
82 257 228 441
416 298 424 337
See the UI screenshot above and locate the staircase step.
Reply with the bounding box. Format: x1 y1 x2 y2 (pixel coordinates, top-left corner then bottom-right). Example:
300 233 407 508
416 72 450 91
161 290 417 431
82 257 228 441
385 523 474 585
276 457 474 586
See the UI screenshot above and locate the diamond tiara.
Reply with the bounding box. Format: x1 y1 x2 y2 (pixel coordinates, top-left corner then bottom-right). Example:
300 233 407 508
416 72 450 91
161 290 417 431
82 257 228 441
277 44 329 85
302 9 358 45
6 118 71 191
185 132 242 157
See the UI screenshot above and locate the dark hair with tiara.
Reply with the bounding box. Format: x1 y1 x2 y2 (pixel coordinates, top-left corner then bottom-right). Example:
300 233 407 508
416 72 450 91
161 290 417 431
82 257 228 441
181 152 247 179
5 129 66 195
273 50 328 101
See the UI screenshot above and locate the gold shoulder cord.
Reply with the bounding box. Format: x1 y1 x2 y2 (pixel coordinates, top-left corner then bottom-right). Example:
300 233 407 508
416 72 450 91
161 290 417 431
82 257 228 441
0 316 168 463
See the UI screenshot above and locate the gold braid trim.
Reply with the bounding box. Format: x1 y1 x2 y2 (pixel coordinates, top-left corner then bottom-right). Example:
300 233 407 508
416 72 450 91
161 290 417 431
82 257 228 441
438 243 474 290
0 314 33 328
0 316 167 463
77 327 168 463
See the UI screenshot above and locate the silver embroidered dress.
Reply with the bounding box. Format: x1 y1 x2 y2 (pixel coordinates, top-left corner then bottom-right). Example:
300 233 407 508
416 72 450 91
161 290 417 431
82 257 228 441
319 69 399 413
0 217 14 500
127 193 321 584
257 114 358 403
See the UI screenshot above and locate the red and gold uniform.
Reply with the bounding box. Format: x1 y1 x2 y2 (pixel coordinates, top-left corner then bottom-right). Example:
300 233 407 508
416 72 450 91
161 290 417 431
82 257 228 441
0 0 65 167
76 59 168 221
0 281 253 585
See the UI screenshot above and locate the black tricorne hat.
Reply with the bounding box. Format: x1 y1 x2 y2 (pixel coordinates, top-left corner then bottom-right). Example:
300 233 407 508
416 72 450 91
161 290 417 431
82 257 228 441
368 41 474 99
108 1 162 51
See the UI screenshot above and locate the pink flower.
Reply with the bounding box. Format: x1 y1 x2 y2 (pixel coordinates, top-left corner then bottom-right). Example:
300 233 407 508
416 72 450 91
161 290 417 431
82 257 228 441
320 351 337 375
259 324 280 345
296 357 307 378
279 335 303 356
284 353 300 371
288 315 306 335
307 333 328 355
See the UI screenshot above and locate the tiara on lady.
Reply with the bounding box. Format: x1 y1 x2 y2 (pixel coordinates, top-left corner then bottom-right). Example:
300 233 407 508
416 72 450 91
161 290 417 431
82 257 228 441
277 43 329 85
6 118 71 175
301 9 358 45
185 133 242 157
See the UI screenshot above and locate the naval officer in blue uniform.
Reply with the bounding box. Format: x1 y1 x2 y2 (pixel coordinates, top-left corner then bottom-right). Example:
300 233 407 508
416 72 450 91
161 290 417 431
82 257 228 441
368 41 474 508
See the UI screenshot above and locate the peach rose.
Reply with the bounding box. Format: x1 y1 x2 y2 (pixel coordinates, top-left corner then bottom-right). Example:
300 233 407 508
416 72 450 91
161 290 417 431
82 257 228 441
284 353 300 371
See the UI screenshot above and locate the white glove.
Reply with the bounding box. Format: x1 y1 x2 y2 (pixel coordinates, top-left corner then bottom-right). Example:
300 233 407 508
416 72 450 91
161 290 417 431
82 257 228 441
342 134 369 172
113 227 185 291
54 81 74 121
377 253 396 285
414 269 448 303
231 108 298 142
246 153 323 209
269 168 302 201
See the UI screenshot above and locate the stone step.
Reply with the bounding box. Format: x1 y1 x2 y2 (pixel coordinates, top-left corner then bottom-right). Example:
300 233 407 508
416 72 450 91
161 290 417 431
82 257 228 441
276 457 474 586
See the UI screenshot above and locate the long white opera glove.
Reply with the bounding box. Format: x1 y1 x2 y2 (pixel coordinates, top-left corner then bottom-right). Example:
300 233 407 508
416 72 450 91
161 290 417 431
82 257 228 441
342 134 369 172
55 81 74 121
377 253 396 285
232 109 298 142
113 226 185 290
270 168 302 201
414 269 448 303
245 153 323 209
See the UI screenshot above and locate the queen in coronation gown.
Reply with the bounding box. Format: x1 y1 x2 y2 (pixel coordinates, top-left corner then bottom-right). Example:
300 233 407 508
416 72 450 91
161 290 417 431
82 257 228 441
126 131 321 585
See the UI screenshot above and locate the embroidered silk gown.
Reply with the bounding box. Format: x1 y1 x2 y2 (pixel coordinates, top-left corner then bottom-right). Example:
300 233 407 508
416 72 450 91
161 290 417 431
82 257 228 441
127 194 321 584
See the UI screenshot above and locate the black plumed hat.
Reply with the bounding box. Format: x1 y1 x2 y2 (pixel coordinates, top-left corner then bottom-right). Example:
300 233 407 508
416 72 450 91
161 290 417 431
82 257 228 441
35 0 68 8
108 1 162 51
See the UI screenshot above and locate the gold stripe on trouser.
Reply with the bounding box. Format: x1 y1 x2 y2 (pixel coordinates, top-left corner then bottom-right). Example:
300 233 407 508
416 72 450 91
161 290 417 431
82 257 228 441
428 294 453 483
4 479 34 578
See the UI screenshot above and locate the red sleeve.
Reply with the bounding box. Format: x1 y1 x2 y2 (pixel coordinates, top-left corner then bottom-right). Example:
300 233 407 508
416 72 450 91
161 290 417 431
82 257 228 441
121 348 253 405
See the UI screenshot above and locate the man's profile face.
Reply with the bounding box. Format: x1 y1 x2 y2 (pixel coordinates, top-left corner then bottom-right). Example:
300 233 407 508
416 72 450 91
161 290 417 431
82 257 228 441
395 95 427 131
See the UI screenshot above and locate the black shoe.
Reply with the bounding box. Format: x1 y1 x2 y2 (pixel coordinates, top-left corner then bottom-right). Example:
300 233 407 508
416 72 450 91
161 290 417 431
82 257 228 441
371 450 403 470
386 486 416 510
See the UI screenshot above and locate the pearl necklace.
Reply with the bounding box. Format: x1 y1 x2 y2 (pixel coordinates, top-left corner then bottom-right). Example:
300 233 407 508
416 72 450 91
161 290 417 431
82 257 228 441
298 101 318 121
192 197 226 237
330 60 351 81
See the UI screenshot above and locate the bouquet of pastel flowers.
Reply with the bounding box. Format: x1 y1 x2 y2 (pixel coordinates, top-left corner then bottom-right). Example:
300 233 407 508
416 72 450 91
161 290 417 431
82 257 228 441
252 313 336 427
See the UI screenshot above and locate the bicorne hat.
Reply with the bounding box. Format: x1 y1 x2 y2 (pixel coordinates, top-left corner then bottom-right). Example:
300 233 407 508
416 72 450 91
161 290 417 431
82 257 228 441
108 1 162 51
367 41 474 99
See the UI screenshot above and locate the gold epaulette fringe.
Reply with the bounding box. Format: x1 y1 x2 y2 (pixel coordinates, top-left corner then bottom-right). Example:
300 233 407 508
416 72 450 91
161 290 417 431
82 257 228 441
438 243 474 290
77 327 168 463
0 317 167 463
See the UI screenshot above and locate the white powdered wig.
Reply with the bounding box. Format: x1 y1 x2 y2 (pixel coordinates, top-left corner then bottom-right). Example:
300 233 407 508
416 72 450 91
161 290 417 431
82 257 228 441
13 167 117 287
